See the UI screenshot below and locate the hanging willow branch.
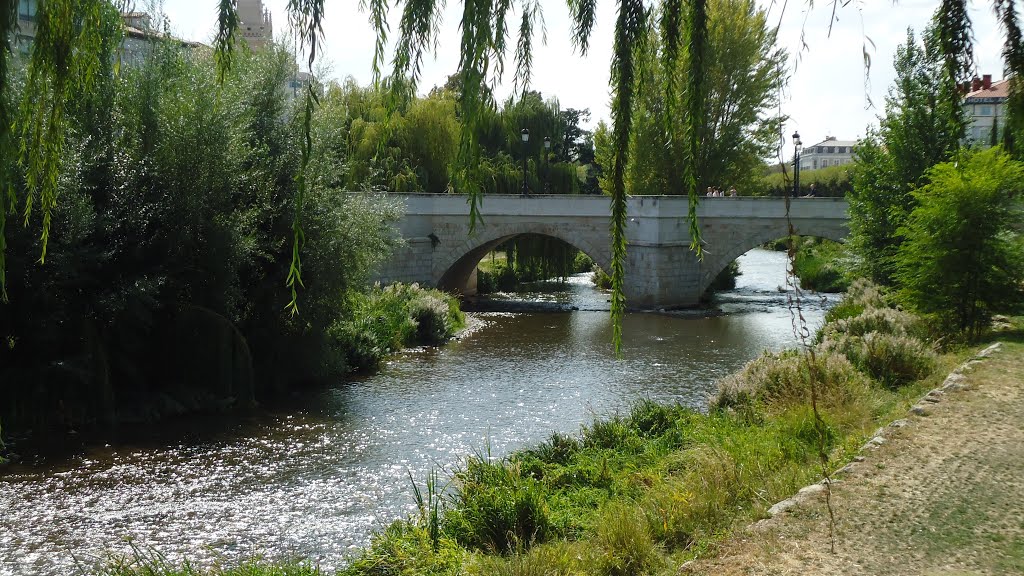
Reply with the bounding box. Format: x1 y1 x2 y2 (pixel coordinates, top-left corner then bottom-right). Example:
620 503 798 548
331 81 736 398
608 0 646 354
18 1 115 263
684 0 708 256
0 0 16 301
214 0 239 81
994 0 1024 155
658 0 682 178
281 0 325 314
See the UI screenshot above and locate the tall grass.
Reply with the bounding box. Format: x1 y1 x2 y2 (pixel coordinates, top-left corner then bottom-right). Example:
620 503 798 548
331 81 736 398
89 546 321 576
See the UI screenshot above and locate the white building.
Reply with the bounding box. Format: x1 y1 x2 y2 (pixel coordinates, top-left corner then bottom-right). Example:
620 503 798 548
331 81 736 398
962 75 1009 145
799 136 857 170
238 0 274 50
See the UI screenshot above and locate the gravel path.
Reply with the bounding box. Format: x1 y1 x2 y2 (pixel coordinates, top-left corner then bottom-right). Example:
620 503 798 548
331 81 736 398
689 341 1024 576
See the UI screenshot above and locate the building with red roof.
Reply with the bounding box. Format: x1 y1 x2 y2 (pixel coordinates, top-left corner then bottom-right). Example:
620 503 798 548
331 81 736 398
963 75 1009 144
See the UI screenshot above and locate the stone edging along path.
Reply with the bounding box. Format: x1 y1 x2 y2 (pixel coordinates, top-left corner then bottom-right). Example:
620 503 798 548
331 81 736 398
762 342 1003 519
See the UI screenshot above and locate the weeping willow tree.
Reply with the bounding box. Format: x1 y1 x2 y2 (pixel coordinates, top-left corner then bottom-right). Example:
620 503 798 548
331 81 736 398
0 0 1017 351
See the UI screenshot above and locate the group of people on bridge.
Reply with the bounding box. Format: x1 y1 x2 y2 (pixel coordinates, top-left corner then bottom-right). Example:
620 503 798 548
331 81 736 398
705 186 738 197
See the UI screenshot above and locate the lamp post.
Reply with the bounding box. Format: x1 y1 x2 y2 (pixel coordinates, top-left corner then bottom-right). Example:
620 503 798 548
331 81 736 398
521 128 530 196
792 131 802 197
543 136 551 193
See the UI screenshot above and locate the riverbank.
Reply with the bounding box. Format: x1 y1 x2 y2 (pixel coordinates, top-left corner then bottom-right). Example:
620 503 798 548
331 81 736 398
0 283 464 464
77 280 966 576
687 337 1024 575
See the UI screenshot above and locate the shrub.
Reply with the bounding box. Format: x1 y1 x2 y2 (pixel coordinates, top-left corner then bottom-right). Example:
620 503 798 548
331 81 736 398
409 290 460 345
445 457 554 554
707 260 740 292
712 350 872 413
844 278 887 309
476 263 520 293
793 240 850 293
591 266 612 289
340 520 465 576
895 147 1024 338
328 284 463 372
821 306 930 342
573 252 596 274
819 331 936 389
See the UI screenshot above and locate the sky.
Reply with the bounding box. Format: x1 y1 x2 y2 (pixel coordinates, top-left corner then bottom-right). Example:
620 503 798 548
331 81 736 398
161 0 1005 153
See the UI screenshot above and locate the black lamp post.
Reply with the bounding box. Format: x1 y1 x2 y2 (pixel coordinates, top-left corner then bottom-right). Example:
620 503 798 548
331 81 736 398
521 128 530 196
792 131 802 197
543 136 551 193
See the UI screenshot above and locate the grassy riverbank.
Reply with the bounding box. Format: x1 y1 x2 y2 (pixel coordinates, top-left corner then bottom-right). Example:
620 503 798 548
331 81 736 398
694 334 1024 575
92 280 957 575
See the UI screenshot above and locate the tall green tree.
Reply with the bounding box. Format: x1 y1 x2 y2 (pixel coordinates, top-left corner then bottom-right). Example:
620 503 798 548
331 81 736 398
599 0 786 196
848 25 963 285
895 147 1024 338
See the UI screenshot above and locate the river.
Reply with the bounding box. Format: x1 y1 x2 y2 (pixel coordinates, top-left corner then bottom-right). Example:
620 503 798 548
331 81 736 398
0 248 836 575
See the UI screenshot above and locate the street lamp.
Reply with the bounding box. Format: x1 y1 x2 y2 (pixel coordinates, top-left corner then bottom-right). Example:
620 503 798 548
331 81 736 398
521 128 530 196
543 136 551 193
792 131 802 197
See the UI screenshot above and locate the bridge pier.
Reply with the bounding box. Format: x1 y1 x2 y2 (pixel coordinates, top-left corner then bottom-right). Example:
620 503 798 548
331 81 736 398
372 194 849 308
623 244 703 308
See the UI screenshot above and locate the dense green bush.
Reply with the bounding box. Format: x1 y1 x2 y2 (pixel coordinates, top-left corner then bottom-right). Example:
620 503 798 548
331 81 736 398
707 260 741 292
328 284 465 372
895 147 1024 338
712 349 873 413
591 266 612 289
573 252 595 274
818 331 937 389
476 263 521 294
792 239 850 292
0 43 411 444
445 456 554 554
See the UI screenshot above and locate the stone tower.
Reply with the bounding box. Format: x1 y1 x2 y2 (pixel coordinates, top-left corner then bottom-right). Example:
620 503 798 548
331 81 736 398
237 0 273 50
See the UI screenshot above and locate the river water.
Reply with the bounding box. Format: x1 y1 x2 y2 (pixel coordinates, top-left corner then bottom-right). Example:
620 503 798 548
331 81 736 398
0 249 836 575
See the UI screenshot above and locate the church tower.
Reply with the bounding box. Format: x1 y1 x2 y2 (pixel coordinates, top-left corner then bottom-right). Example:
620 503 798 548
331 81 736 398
237 0 273 49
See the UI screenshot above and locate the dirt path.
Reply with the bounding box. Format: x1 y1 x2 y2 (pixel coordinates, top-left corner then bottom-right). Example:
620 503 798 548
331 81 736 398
689 341 1024 576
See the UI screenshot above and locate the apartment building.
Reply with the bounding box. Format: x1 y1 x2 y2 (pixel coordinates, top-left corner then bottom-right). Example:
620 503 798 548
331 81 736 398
799 136 858 170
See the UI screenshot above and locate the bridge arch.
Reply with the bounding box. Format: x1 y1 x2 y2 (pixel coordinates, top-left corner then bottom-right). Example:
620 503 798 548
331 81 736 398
434 223 613 295
697 220 847 297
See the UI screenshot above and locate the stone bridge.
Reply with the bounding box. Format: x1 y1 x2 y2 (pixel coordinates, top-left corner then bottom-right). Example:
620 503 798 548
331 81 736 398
375 194 849 308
